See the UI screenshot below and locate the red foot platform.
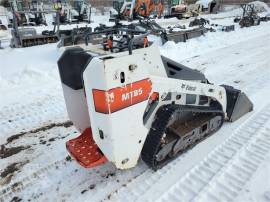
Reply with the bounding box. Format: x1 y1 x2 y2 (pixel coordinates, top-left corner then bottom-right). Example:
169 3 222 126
66 128 107 168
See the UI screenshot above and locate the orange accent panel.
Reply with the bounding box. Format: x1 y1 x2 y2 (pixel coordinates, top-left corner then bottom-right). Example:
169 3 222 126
93 78 152 114
66 128 107 168
92 89 109 114
150 92 159 101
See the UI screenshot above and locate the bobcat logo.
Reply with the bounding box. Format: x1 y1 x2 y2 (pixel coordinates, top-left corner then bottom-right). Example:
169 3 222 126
106 92 115 103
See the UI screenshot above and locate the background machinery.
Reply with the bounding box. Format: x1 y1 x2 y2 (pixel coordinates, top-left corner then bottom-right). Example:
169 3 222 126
10 2 64 48
73 0 91 23
52 0 91 24
234 4 261 28
195 0 219 13
163 0 190 19
8 0 48 26
57 34 253 170
110 0 204 21
110 0 164 21
27 0 47 26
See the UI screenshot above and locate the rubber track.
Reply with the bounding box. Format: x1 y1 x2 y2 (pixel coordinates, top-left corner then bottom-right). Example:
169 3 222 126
141 105 176 170
141 104 224 170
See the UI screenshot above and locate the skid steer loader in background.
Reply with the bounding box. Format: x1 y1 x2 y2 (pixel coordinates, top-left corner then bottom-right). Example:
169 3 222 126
57 34 253 170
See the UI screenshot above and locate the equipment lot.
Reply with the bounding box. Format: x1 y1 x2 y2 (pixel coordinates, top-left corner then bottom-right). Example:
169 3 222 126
1 4 270 202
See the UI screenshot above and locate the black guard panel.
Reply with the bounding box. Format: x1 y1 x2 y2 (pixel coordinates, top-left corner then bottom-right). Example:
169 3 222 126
161 56 207 82
58 47 93 90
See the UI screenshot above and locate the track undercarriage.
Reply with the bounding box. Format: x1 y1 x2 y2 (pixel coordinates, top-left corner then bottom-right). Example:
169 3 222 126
142 105 224 170
20 35 59 47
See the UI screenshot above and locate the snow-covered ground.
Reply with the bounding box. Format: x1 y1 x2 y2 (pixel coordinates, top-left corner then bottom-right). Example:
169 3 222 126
1 4 270 202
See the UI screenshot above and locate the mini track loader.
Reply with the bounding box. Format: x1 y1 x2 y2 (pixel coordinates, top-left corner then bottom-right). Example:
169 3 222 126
58 34 253 170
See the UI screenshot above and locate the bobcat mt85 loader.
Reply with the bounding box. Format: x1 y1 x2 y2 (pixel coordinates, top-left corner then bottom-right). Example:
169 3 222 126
58 35 253 170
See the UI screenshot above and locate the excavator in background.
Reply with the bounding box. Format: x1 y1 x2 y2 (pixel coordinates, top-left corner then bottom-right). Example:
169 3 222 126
73 0 92 23
57 32 253 170
134 0 164 18
8 0 48 26
10 2 74 48
10 4 58 47
164 0 187 19
164 0 207 19
110 0 164 21
27 0 47 26
52 0 91 24
110 0 202 21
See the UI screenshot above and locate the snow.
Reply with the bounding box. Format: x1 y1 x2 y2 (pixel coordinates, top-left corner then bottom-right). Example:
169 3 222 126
1 3 270 202
160 20 270 72
250 1 270 12
198 1 270 19
237 153 270 202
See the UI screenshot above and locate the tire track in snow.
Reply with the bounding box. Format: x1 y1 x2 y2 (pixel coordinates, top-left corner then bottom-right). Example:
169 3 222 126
0 123 77 201
0 159 67 202
0 94 67 140
157 107 270 202
3 120 72 146
0 158 148 202
0 125 147 202
106 104 270 202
